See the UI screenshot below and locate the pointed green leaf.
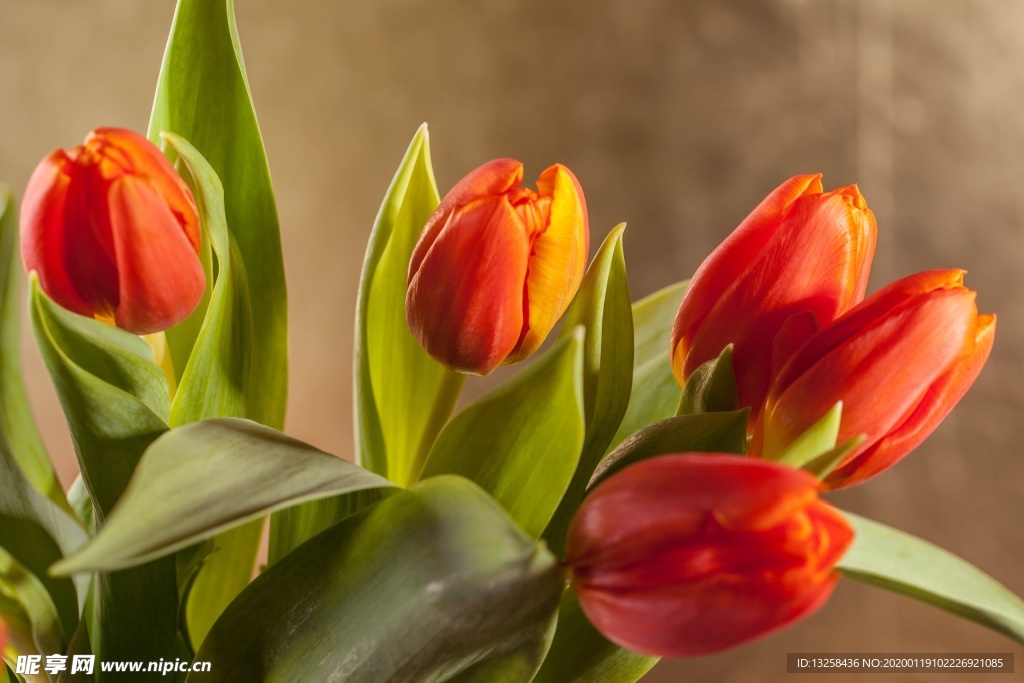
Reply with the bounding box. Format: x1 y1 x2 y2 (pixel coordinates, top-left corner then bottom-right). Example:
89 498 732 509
0 189 65 510
149 0 287 430
0 438 84 641
420 331 585 538
163 133 252 426
0 545 66 661
544 225 633 555
53 419 394 574
803 434 865 480
190 476 565 682
591 410 750 490
533 589 657 683
157 133 260 646
607 281 688 453
773 401 842 468
29 280 178 675
677 344 737 415
840 512 1024 643
355 125 463 487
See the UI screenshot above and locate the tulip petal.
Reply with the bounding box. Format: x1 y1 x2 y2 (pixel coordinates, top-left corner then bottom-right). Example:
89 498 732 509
566 455 852 658
406 196 530 375
408 158 523 279
769 269 967 394
20 151 94 317
670 174 823 383
763 288 976 460
566 455 820 569
108 176 206 335
507 164 589 363
90 128 201 253
684 189 877 420
573 563 839 657
825 312 996 488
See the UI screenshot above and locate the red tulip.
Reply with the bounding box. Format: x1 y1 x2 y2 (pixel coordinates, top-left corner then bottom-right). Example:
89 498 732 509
754 269 995 489
565 454 853 657
670 175 876 423
21 127 204 335
406 158 589 375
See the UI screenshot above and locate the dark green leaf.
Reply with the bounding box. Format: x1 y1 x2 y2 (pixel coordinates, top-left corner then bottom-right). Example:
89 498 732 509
354 125 463 486
53 419 394 573
840 512 1024 643
420 331 585 538
607 281 688 453
190 476 564 682
533 589 657 683
149 0 288 430
29 279 178 675
544 225 633 555
677 344 737 415
0 545 66 666
0 189 65 510
591 410 749 490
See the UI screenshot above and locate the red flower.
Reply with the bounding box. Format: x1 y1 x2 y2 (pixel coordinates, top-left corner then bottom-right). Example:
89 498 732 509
754 269 996 489
565 455 853 657
406 158 589 375
21 127 204 335
670 175 876 423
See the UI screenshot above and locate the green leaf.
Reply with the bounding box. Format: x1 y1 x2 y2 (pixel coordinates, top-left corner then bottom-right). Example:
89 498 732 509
0 437 84 643
163 133 252 426
54 616 93 683
0 189 66 511
190 476 565 682
607 281 688 453
544 225 633 556
840 512 1024 642
157 133 261 646
0 545 66 662
420 330 585 538
590 410 750 490
29 279 178 676
772 401 842 468
355 125 464 487
53 419 394 573
149 0 287 430
533 589 657 683
803 435 865 480
677 344 737 415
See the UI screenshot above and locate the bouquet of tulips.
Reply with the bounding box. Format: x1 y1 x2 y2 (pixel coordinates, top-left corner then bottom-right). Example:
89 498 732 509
2 3 1022 682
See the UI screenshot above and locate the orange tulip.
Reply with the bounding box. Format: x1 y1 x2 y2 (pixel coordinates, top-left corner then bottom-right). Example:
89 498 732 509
670 175 876 423
21 127 204 335
406 158 589 375
754 269 996 489
565 454 853 657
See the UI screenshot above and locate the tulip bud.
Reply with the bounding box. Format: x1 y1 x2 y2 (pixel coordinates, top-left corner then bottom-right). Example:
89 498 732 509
406 158 589 375
671 175 876 423
754 269 995 489
565 454 853 657
21 127 204 335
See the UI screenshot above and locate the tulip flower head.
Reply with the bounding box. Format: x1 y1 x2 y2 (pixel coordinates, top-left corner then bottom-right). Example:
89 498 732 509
21 127 204 335
406 158 589 375
671 175 876 423
755 269 996 489
565 455 853 657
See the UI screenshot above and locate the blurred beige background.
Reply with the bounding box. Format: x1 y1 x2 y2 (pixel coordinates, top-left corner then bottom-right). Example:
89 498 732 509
2 1 1022 681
